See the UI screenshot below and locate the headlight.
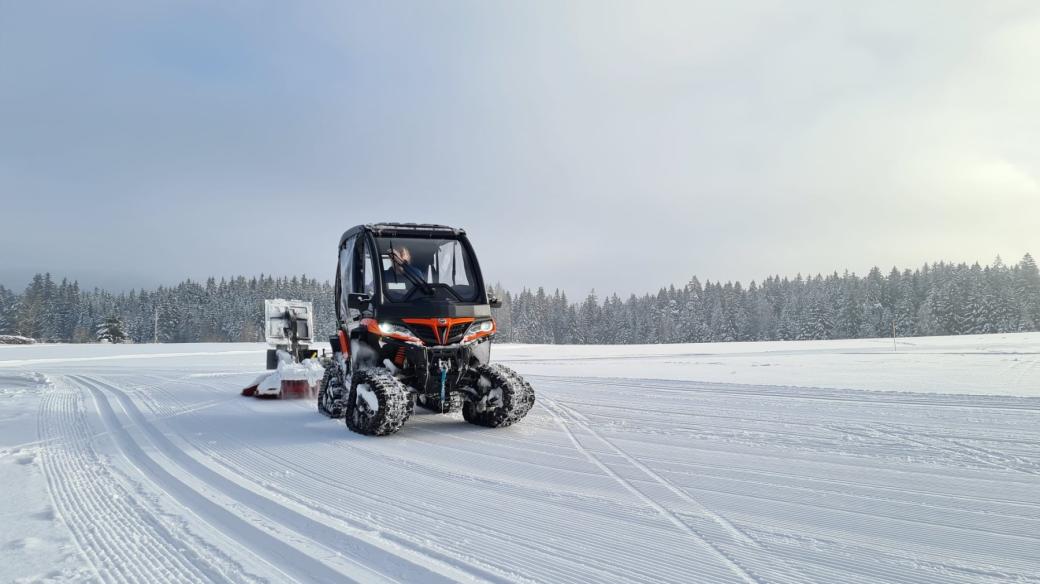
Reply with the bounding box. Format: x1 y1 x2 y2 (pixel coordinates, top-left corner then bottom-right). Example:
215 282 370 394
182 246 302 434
378 322 414 337
465 320 494 336
462 319 495 343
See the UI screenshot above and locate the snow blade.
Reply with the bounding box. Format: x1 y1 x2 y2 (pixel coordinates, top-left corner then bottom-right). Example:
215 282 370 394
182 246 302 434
241 384 258 397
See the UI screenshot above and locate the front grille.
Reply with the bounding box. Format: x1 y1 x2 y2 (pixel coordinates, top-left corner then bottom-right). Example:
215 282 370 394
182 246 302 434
407 324 440 346
404 321 472 346
446 323 469 344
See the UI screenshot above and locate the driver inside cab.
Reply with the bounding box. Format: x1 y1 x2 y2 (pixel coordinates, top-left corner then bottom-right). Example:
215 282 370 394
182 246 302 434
384 246 426 297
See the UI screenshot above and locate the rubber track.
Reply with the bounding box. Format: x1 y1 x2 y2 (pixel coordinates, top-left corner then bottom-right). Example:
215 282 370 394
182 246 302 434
463 364 535 428
346 368 414 435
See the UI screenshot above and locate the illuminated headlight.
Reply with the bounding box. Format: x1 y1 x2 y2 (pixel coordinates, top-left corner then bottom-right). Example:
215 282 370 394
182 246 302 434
378 322 414 337
464 319 495 338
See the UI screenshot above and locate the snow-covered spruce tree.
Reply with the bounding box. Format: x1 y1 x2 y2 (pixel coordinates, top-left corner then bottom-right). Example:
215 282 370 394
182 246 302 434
599 293 625 344
892 269 916 336
747 281 775 341
708 289 736 342
488 284 513 342
775 276 804 341
510 288 532 343
529 287 552 344
153 290 180 342
984 257 1017 333
801 283 833 340
832 271 863 339
679 277 707 342
56 279 82 342
858 267 886 338
1015 253 1040 330
576 290 600 344
14 274 48 340
96 315 128 343
544 289 566 344
0 285 18 335
932 264 956 334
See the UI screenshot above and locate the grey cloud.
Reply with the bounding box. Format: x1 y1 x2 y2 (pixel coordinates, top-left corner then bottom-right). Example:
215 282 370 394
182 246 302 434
1 1 1037 298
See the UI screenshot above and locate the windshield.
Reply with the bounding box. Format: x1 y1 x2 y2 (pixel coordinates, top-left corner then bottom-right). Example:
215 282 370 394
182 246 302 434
374 236 479 302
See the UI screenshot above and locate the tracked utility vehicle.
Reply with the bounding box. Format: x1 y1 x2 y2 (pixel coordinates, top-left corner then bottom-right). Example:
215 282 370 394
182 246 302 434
319 223 535 436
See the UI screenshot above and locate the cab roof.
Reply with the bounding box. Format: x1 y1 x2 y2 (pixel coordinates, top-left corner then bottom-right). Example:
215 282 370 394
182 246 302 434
338 223 465 249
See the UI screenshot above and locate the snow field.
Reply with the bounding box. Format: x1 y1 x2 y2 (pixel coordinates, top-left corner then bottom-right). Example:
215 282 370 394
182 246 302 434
0 334 1038 583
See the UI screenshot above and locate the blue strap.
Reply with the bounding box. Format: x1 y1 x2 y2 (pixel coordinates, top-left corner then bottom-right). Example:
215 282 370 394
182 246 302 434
439 368 447 403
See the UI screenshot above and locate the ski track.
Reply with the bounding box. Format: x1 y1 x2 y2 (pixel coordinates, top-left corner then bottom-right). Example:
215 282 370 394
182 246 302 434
539 397 765 584
136 377 717 584
534 376 1040 583
547 398 826 584
10 342 1040 584
73 374 477 584
37 377 225 584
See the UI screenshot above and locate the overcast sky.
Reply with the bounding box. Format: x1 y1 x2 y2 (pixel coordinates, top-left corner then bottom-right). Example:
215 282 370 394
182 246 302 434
1 1 1038 298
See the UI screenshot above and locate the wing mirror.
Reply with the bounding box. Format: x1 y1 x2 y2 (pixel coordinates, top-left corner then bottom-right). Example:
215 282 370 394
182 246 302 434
347 293 372 310
488 295 502 309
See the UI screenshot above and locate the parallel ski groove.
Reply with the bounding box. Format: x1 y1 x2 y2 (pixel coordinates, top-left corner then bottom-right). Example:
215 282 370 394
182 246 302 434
138 380 537 583
75 375 471 584
151 386 702 584
37 378 215 584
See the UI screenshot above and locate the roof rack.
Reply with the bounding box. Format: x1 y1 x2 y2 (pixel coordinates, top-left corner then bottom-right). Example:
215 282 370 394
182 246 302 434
339 223 466 249
367 223 465 236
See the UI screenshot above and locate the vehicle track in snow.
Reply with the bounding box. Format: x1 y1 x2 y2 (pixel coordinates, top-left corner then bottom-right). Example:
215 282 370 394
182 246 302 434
545 397 834 584
37 377 230 584
73 374 477 584
133 375 718 584
155 370 1040 583
533 375 1040 583
127 381 551 584
540 397 767 584
137 377 568 582
123 371 763 583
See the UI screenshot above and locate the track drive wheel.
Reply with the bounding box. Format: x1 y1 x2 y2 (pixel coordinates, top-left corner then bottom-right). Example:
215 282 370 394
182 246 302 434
345 368 414 436
463 364 535 428
318 365 346 418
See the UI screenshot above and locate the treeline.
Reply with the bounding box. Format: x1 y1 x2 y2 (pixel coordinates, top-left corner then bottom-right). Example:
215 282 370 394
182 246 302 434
491 254 1040 344
1 255 1038 345
0 275 334 344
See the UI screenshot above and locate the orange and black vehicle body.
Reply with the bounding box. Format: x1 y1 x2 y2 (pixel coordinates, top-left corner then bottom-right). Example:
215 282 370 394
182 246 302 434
331 223 502 399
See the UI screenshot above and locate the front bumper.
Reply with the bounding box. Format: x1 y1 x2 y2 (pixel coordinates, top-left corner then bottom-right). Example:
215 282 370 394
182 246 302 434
381 337 491 394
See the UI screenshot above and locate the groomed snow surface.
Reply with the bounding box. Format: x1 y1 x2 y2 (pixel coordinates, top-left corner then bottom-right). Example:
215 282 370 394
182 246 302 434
1 333 1038 583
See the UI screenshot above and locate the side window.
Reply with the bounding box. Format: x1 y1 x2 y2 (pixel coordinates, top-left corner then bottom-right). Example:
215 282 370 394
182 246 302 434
338 236 357 321
349 238 362 293
361 239 375 296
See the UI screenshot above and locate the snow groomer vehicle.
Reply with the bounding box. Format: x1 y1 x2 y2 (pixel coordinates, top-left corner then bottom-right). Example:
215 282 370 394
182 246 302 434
318 223 535 436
